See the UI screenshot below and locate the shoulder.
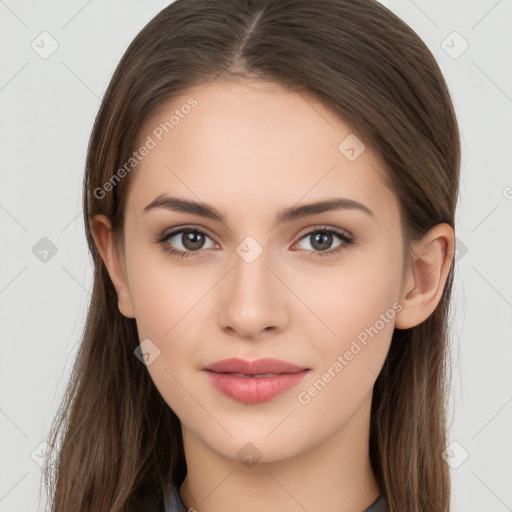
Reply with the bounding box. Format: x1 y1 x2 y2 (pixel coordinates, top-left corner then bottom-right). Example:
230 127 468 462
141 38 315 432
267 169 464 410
364 494 386 512
163 482 188 512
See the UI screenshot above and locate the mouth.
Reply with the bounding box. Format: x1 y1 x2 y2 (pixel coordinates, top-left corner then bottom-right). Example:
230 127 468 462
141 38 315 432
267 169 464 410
202 358 310 404
227 372 284 378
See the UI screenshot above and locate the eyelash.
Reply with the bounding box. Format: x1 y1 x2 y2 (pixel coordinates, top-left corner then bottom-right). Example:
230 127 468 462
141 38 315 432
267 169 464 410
155 225 354 259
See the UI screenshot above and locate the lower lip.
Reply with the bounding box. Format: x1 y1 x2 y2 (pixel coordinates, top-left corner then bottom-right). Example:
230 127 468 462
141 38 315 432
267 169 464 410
204 370 309 404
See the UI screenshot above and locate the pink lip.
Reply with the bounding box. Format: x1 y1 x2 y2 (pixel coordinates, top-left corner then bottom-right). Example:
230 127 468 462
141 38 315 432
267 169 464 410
203 358 310 404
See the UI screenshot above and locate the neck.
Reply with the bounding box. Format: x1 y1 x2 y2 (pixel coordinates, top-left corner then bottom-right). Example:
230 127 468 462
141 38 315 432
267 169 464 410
178 392 380 512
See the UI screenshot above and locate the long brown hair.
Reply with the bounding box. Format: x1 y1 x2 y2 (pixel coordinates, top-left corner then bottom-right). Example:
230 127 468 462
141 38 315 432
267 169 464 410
42 1 460 510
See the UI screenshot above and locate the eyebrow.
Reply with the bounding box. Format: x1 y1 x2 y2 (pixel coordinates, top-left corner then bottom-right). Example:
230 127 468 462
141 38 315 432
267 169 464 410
143 193 374 223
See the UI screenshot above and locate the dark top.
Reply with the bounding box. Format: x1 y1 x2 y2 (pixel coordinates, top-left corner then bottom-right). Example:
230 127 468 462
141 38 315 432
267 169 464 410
163 483 386 511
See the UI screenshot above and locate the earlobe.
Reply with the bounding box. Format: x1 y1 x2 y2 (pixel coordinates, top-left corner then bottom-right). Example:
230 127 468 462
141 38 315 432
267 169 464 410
395 223 455 330
90 215 136 318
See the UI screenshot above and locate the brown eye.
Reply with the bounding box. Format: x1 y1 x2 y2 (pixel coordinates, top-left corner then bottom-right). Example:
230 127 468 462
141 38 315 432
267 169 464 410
295 227 353 257
179 231 207 251
158 227 217 258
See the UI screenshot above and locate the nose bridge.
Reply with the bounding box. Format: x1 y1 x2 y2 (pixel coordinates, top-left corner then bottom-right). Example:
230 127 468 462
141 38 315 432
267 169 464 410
218 235 287 338
231 235 275 303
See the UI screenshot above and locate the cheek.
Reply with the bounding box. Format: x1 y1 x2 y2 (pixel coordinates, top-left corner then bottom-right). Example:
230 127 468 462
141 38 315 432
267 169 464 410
123 250 197 374
305 243 402 336
127 245 212 340
127 254 212 420
296 244 402 394
292 300 397 440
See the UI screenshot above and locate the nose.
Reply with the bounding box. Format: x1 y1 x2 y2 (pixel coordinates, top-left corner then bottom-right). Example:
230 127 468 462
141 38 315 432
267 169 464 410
217 244 289 341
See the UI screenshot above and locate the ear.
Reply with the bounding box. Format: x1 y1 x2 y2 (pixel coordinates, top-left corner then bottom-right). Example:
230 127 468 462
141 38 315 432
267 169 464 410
395 223 455 329
90 214 135 318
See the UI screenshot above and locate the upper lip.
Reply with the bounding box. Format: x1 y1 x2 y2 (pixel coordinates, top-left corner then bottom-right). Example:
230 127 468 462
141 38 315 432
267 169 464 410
203 358 309 375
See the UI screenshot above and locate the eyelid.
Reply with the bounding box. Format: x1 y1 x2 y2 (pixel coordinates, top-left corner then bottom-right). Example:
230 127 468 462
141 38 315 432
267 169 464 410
295 224 353 241
159 224 218 242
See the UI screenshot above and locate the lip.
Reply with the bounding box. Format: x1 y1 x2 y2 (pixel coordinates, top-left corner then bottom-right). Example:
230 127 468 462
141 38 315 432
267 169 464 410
203 357 308 375
203 358 310 404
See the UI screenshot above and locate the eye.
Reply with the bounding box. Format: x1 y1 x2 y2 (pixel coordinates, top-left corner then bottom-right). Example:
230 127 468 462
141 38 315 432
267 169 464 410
156 227 218 258
156 225 354 259
293 227 354 257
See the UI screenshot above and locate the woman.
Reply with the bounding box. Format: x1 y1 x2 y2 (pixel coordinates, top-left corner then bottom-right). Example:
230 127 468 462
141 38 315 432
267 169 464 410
43 1 460 510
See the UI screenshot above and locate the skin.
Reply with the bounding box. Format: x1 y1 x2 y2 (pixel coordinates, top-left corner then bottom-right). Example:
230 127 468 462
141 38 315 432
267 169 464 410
91 80 454 512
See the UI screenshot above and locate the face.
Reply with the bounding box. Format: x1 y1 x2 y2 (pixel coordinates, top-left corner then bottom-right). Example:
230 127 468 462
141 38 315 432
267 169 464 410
108 80 408 462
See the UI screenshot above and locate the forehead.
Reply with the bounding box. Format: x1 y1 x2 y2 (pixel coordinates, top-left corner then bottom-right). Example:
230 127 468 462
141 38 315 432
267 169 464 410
126 80 397 223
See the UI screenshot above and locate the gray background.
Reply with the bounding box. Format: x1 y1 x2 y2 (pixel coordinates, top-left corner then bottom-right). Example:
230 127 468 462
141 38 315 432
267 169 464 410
0 1 511 510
